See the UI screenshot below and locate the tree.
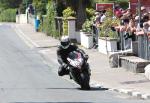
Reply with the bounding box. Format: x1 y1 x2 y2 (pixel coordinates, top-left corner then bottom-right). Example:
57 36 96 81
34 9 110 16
0 0 22 8
76 0 89 30
55 0 93 30
19 0 33 13
32 0 47 15
43 0 58 37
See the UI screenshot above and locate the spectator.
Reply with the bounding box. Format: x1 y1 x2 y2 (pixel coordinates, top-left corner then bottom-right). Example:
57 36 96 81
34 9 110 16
16 9 20 23
128 17 137 41
143 22 150 33
16 9 19 15
94 12 101 27
113 5 150 51
141 6 148 17
134 16 139 26
114 6 123 18
119 13 134 50
142 13 149 22
100 10 106 23
92 11 101 49
122 8 131 18
148 20 150 31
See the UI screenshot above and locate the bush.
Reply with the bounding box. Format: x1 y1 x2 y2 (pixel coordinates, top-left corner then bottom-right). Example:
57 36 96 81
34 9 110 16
82 8 95 33
42 1 59 38
0 9 16 22
86 8 95 19
19 0 33 14
33 2 47 15
99 9 120 38
82 19 93 33
99 17 119 38
63 7 75 18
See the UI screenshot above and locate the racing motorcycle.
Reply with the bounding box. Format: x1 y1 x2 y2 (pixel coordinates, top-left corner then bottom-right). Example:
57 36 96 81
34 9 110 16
67 50 91 90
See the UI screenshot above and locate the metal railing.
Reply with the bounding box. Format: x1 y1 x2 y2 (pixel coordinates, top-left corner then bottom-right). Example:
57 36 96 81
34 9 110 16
138 34 150 60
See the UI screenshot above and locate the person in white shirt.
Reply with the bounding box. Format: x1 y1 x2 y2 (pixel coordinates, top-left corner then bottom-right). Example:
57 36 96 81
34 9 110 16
100 10 106 23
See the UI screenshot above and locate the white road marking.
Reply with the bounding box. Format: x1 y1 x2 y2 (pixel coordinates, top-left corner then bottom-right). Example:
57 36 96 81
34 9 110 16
14 25 40 48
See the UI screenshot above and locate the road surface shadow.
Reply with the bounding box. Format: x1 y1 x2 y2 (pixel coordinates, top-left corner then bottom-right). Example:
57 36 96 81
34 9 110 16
45 87 109 91
120 79 150 85
77 87 109 91
46 87 77 90
14 102 93 103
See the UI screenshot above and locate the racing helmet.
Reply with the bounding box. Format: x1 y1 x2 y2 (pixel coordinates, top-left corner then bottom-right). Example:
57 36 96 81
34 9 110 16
60 36 70 49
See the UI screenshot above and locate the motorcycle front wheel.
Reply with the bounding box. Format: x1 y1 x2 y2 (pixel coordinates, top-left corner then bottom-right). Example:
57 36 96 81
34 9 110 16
69 68 90 90
80 72 90 90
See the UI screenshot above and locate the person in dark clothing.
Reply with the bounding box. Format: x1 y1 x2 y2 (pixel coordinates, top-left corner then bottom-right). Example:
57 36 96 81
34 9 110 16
16 9 19 15
57 36 90 76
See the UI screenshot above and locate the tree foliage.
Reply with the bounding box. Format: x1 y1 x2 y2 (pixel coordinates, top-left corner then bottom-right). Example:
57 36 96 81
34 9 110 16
19 0 33 13
55 0 93 30
0 0 22 8
32 0 47 15
42 0 58 37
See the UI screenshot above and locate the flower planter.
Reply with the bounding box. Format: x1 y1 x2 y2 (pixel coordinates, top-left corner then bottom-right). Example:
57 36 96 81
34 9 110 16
98 37 117 54
80 32 93 49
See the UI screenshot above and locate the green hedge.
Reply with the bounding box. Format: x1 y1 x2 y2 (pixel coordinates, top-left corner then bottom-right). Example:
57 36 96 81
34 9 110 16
41 1 59 38
0 9 16 22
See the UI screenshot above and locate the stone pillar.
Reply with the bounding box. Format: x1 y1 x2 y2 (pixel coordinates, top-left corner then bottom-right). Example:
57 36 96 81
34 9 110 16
67 17 76 40
19 14 28 24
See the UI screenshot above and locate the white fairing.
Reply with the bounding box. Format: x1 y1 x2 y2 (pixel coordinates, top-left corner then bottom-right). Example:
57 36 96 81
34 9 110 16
67 52 84 69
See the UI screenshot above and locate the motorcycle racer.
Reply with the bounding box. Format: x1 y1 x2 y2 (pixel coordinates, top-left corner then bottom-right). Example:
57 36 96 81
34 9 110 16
57 36 90 76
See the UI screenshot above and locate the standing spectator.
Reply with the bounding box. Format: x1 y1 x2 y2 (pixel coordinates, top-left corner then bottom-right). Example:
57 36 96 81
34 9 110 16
141 6 148 17
120 14 133 50
92 11 101 49
16 9 19 15
114 6 123 18
16 9 20 23
122 8 131 18
143 22 150 33
123 18 132 49
127 16 137 41
94 12 101 26
29 4 34 15
100 10 106 23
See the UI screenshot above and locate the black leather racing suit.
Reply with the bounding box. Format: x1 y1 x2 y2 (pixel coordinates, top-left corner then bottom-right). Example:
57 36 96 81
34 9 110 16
57 44 89 76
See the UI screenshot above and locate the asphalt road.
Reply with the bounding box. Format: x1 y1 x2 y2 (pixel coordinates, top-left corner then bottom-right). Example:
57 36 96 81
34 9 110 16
0 23 149 103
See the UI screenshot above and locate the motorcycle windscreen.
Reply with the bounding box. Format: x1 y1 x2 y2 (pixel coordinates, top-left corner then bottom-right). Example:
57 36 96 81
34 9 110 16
68 51 82 60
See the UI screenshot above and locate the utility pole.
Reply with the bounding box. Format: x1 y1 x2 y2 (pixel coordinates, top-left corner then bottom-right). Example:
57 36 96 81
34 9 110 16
138 0 141 24
137 0 143 58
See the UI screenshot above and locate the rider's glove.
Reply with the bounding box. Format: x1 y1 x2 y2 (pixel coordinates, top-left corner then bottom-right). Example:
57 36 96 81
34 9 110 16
84 54 89 60
62 63 68 68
